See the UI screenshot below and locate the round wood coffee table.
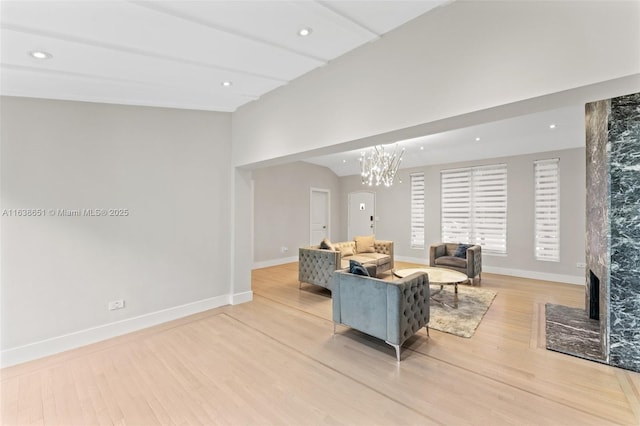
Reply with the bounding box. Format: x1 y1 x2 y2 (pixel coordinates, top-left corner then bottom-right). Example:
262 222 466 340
393 267 469 308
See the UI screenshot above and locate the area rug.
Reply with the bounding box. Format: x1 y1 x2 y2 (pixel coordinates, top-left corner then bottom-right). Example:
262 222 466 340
428 285 497 338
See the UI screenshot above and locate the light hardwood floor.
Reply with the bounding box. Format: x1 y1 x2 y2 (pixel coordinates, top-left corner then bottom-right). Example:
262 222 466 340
2 261 640 425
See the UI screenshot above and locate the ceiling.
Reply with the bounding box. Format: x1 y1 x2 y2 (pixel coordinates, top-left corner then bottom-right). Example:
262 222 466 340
1 0 589 173
304 105 587 177
0 0 449 112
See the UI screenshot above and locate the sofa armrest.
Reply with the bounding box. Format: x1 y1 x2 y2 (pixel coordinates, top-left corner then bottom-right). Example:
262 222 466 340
332 271 389 339
299 246 341 289
467 245 482 278
429 243 445 266
386 272 430 346
374 240 394 269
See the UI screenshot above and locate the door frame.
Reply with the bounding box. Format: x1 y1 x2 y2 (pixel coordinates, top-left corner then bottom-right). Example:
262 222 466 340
310 187 331 245
347 190 376 240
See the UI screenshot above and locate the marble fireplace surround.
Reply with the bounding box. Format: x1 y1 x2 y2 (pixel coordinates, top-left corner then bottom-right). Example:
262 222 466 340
546 92 640 373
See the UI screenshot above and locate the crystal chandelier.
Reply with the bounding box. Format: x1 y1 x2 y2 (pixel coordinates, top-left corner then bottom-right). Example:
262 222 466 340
360 144 404 187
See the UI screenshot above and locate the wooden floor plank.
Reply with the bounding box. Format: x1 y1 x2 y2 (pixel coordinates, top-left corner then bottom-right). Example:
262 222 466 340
231 293 624 425
248 262 640 425
1 375 20 425
1 261 639 425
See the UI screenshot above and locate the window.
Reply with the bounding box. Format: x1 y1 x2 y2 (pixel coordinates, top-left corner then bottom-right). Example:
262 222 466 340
410 173 425 249
441 168 471 244
441 164 507 254
534 158 560 261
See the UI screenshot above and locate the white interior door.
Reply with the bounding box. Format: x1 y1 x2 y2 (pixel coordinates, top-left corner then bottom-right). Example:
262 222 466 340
348 191 375 240
310 188 330 245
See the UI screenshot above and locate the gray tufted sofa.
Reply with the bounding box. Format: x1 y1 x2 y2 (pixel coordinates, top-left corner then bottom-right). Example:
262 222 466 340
298 240 394 290
332 270 430 361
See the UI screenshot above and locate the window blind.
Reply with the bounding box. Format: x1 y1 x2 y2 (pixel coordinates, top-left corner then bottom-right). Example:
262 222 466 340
410 173 425 249
441 168 471 244
471 164 508 254
441 164 507 254
534 158 560 262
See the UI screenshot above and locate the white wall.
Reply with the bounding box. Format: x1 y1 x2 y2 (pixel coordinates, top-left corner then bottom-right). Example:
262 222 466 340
340 148 586 283
232 1 640 168
0 97 233 366
252 161 341 267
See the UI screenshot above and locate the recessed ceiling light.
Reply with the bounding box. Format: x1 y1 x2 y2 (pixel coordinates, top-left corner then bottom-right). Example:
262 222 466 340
29 51 52 59
549 124 557 129
298 27 312 37
420 146 424 151
221 81 233 87
475 137 481 141
342 159 347 163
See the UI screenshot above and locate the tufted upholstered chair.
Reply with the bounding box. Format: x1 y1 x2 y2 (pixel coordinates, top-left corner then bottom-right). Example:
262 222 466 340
332 270 430 361
298 240 394 290
430 243 482 284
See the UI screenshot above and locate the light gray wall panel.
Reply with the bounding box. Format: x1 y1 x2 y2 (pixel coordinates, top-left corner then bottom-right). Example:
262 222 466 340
253 162 341 263
1 97 232 350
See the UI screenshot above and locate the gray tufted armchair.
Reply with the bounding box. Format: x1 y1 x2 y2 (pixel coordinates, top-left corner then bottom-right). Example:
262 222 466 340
332 270 430 361
430 243 482 284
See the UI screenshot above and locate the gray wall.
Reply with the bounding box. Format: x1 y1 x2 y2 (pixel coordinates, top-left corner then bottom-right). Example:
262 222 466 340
1 97 232 353
253 161 341 265
340 148 586 282
252 148 586 282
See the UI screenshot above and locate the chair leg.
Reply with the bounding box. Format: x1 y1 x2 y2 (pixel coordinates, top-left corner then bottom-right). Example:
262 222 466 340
474 274 481 286
299 281 302 289
426 325 430 337
385 341 401 362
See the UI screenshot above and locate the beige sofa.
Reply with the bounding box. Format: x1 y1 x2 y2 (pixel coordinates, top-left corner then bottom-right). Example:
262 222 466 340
298 239 394 290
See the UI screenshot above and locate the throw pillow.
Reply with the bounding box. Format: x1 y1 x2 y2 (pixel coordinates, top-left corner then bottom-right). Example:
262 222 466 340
319 238 335 251
339 245 354 257
349 260 370 276
354 235 375 254
453 243 473 259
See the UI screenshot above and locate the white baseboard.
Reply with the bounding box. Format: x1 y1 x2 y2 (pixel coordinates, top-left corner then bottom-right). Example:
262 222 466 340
253 256 298 269
231 291 253 305
0 294 230 369
394 256 584 285
395 255 429 265
483 266 585 285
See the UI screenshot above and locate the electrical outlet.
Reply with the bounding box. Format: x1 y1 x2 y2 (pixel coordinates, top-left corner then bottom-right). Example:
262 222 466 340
108 299 125 311
281 246 288 253
576 262 587 268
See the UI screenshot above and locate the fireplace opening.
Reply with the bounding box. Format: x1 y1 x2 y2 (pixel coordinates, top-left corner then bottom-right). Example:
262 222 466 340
589 270 600 320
